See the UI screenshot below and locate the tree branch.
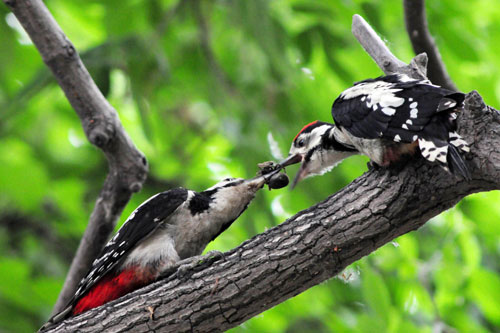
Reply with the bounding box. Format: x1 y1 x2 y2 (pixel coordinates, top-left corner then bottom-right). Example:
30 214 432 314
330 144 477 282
43 14 499 333
403 0 457 90
2 0 148 314
352 14 428 79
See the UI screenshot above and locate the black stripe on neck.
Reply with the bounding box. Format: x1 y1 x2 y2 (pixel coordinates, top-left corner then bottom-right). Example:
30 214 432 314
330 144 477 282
322 127 357 152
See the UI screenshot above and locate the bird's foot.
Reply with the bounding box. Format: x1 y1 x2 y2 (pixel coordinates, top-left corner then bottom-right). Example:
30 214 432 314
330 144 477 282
388 155 412 174
163 250 227 278
366 161 380 171
205 250 226 262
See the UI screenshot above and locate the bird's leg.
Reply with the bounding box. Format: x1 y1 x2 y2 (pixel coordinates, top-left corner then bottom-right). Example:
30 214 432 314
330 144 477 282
387 154 413 175
160 250 227 279
366 160 380 171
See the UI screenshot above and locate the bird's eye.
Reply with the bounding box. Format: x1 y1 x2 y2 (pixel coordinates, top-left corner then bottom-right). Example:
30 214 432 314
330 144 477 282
298 139 305 147
223 177 235 182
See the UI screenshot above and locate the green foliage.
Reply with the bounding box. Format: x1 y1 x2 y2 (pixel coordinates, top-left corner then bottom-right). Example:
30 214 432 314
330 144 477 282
0 0 499 331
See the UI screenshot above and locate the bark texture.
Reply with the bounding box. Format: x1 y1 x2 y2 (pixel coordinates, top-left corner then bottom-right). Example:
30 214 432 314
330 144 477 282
2 0 149 314
45 91 500 332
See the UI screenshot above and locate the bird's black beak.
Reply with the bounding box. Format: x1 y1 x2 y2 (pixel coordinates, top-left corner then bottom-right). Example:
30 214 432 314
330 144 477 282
278 154 302 168
277 154 306 190
290 162 309 189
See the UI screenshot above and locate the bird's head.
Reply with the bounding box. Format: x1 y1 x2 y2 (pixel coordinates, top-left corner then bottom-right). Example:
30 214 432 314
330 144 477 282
280 120 354 188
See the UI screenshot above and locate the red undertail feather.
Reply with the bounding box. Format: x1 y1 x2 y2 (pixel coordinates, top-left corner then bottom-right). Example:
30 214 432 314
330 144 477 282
73 267 155 315
381 142 419 166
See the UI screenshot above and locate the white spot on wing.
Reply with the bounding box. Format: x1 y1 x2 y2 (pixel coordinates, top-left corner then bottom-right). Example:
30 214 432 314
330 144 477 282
340 80 405 114
382 107 396 116
396 74 414 82
394 134 401 142
410 108 418 118
402 124 408 130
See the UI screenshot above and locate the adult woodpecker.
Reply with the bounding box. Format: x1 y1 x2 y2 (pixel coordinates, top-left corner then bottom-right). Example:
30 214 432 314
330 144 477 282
280 74 470 186
42 167 287 330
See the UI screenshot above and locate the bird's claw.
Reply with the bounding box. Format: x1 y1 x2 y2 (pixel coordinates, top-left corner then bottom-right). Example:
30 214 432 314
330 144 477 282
205 250 226 262
367 161 380 171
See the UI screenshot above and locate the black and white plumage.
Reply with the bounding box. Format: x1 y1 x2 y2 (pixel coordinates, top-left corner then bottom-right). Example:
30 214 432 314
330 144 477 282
282 74 470 186
42 172 279 329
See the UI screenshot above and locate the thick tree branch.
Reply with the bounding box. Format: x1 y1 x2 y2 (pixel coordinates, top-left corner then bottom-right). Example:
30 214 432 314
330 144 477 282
2 0 148 314
403 0 457 90
44 91 500 332
43 15 499 333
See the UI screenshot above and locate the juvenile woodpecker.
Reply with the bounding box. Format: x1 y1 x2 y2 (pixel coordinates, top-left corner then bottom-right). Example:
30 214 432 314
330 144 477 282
281 74 470 186
42 168 285 329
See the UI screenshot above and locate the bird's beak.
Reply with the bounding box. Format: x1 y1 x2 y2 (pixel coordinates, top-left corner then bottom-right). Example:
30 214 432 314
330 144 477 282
290 162 309 189
278 153 302 168
278 154 308 190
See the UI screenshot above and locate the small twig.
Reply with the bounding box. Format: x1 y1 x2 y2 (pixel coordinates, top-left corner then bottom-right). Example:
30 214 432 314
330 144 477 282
351 14 427 80
403 0 457 90
2 0 148 315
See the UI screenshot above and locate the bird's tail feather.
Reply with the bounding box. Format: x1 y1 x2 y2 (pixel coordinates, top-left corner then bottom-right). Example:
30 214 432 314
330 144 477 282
38 305 73 332
447 144 471 180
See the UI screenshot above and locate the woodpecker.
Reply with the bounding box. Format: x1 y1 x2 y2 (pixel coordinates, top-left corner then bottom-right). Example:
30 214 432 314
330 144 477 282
42 168 286 329
280 74 470 186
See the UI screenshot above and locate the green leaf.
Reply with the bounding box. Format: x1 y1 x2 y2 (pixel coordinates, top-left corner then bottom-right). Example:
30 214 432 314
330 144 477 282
467 269 500 325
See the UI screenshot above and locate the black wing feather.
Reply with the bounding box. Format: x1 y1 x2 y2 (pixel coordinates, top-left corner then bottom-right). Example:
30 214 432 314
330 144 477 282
70 187 188 305
332 74 464 144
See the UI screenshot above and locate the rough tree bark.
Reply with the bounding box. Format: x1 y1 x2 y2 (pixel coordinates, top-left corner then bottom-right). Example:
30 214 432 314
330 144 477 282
2 0 149 314
42 14 499 333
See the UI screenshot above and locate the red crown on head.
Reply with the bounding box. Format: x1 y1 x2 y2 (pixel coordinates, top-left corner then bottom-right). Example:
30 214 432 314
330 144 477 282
294 120 319 141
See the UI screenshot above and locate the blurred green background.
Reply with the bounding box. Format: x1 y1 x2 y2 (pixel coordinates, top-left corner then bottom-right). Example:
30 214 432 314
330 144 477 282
1 0 499 332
